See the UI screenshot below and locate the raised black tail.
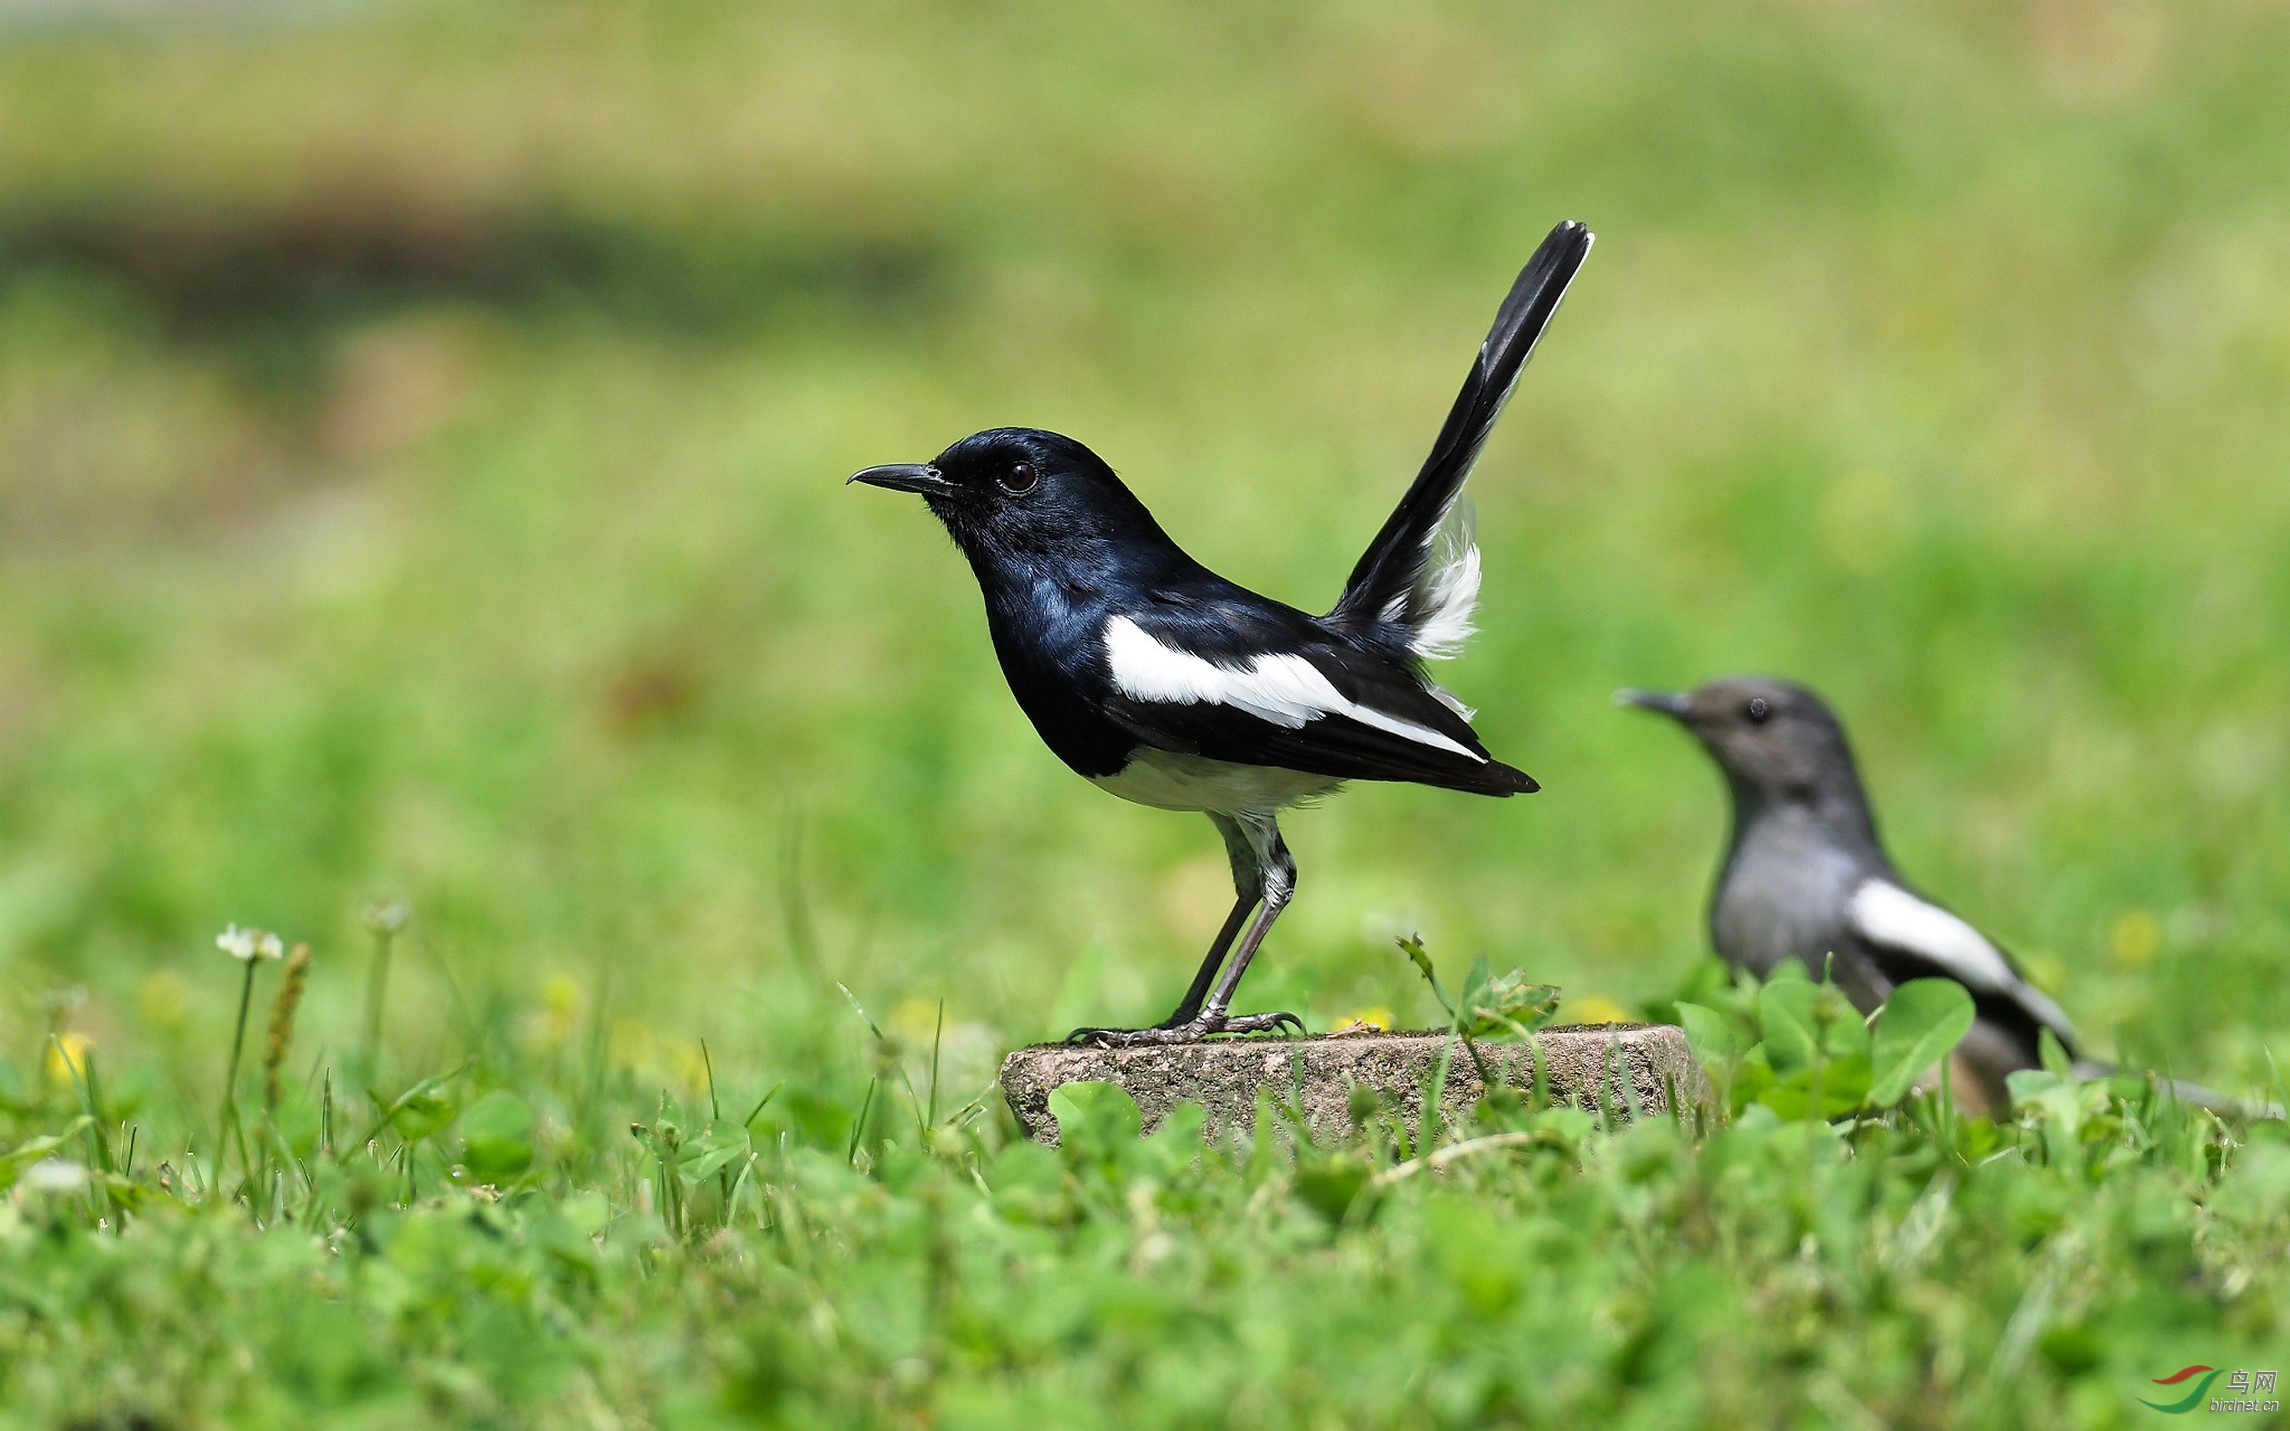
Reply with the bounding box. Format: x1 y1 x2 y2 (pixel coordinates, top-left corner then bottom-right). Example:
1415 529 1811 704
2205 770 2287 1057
1327 220 1594 651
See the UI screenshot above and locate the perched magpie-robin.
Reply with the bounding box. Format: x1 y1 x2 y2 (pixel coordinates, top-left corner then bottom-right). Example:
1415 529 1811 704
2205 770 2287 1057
851 221 1593 1045
1619 677 2080 1112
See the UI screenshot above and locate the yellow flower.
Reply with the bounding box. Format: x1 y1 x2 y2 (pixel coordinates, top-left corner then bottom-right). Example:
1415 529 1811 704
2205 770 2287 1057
2111 909 2162 969
535 974 583 1048
1331 1006 1395 1034
1564 994 1637 1027
46 1030 93 1088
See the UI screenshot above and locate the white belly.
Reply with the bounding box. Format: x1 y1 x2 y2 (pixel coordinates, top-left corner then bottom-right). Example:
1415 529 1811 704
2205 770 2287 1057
1091 749 1344 816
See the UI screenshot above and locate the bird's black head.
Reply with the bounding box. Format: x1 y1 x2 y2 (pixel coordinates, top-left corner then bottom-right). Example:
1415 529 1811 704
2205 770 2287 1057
848 428 1165 566
1617 676 1871 817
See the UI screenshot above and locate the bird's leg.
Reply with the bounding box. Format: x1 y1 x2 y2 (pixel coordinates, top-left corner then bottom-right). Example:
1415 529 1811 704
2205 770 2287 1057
1154 814 1261 1028
1069 815 1302 1046
1189 818 1299 1034
1154 897 1254 1029
1068 815 1259 1043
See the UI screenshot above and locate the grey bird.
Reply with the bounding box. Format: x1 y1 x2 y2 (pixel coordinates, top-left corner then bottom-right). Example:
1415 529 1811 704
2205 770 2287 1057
1618 676 2083 1114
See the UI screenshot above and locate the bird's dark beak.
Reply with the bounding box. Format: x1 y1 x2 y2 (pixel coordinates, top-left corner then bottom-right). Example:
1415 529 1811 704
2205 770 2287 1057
1615 688 1690 719
846 463 954 495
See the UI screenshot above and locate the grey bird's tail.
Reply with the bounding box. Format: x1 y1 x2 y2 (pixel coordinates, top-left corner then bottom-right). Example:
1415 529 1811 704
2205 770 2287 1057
1327 220 1593 657
2072 1060 2285 1121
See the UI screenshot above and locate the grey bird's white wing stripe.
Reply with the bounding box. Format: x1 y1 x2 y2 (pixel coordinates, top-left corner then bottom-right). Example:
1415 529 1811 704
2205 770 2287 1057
1100 615 1484 762
1846 878 2077 1036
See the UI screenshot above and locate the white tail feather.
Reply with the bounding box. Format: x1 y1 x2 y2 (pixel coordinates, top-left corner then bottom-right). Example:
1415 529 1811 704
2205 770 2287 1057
1405 498 1481 660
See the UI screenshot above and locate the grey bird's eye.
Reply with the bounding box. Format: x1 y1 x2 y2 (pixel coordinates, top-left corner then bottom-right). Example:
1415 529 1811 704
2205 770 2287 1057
999 461 1039 496
1746 697 1771 723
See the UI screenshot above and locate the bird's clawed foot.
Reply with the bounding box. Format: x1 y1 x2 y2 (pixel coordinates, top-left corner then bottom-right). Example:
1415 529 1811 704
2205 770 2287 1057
1064 1010 1305 1047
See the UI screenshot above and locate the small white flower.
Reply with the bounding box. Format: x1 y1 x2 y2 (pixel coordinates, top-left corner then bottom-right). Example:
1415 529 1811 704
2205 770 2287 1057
361 899 410 935
21 1159 88 1194
217 925 284 962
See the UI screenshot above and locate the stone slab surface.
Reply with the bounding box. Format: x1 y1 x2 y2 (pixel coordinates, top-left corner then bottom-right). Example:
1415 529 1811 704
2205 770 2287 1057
1000 1024 1710 1146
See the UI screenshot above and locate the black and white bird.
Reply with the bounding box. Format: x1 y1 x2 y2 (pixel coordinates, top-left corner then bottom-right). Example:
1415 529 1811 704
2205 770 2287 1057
1618 677 2082 1112
850 220 1594 1045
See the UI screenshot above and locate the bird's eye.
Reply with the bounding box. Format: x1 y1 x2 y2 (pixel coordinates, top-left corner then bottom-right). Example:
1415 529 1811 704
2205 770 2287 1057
1746 697 1772 724
998 461 1039 496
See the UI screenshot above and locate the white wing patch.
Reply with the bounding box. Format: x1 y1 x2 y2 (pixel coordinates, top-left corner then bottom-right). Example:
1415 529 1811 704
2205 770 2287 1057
1101 615 1483 762
1847 880 2016 989
1847 878 2076 1037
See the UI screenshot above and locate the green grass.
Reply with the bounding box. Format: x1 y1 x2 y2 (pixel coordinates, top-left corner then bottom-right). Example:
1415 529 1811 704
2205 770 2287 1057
3 0 2290 1425
7 953 2290 1429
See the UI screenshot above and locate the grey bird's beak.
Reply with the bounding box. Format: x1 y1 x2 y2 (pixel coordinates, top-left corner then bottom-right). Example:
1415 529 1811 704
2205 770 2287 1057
846 463 954 494
1614 688 1690 718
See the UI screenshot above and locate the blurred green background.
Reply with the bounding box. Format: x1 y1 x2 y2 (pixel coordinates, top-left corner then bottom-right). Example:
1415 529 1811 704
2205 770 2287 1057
2 0 2285 1101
